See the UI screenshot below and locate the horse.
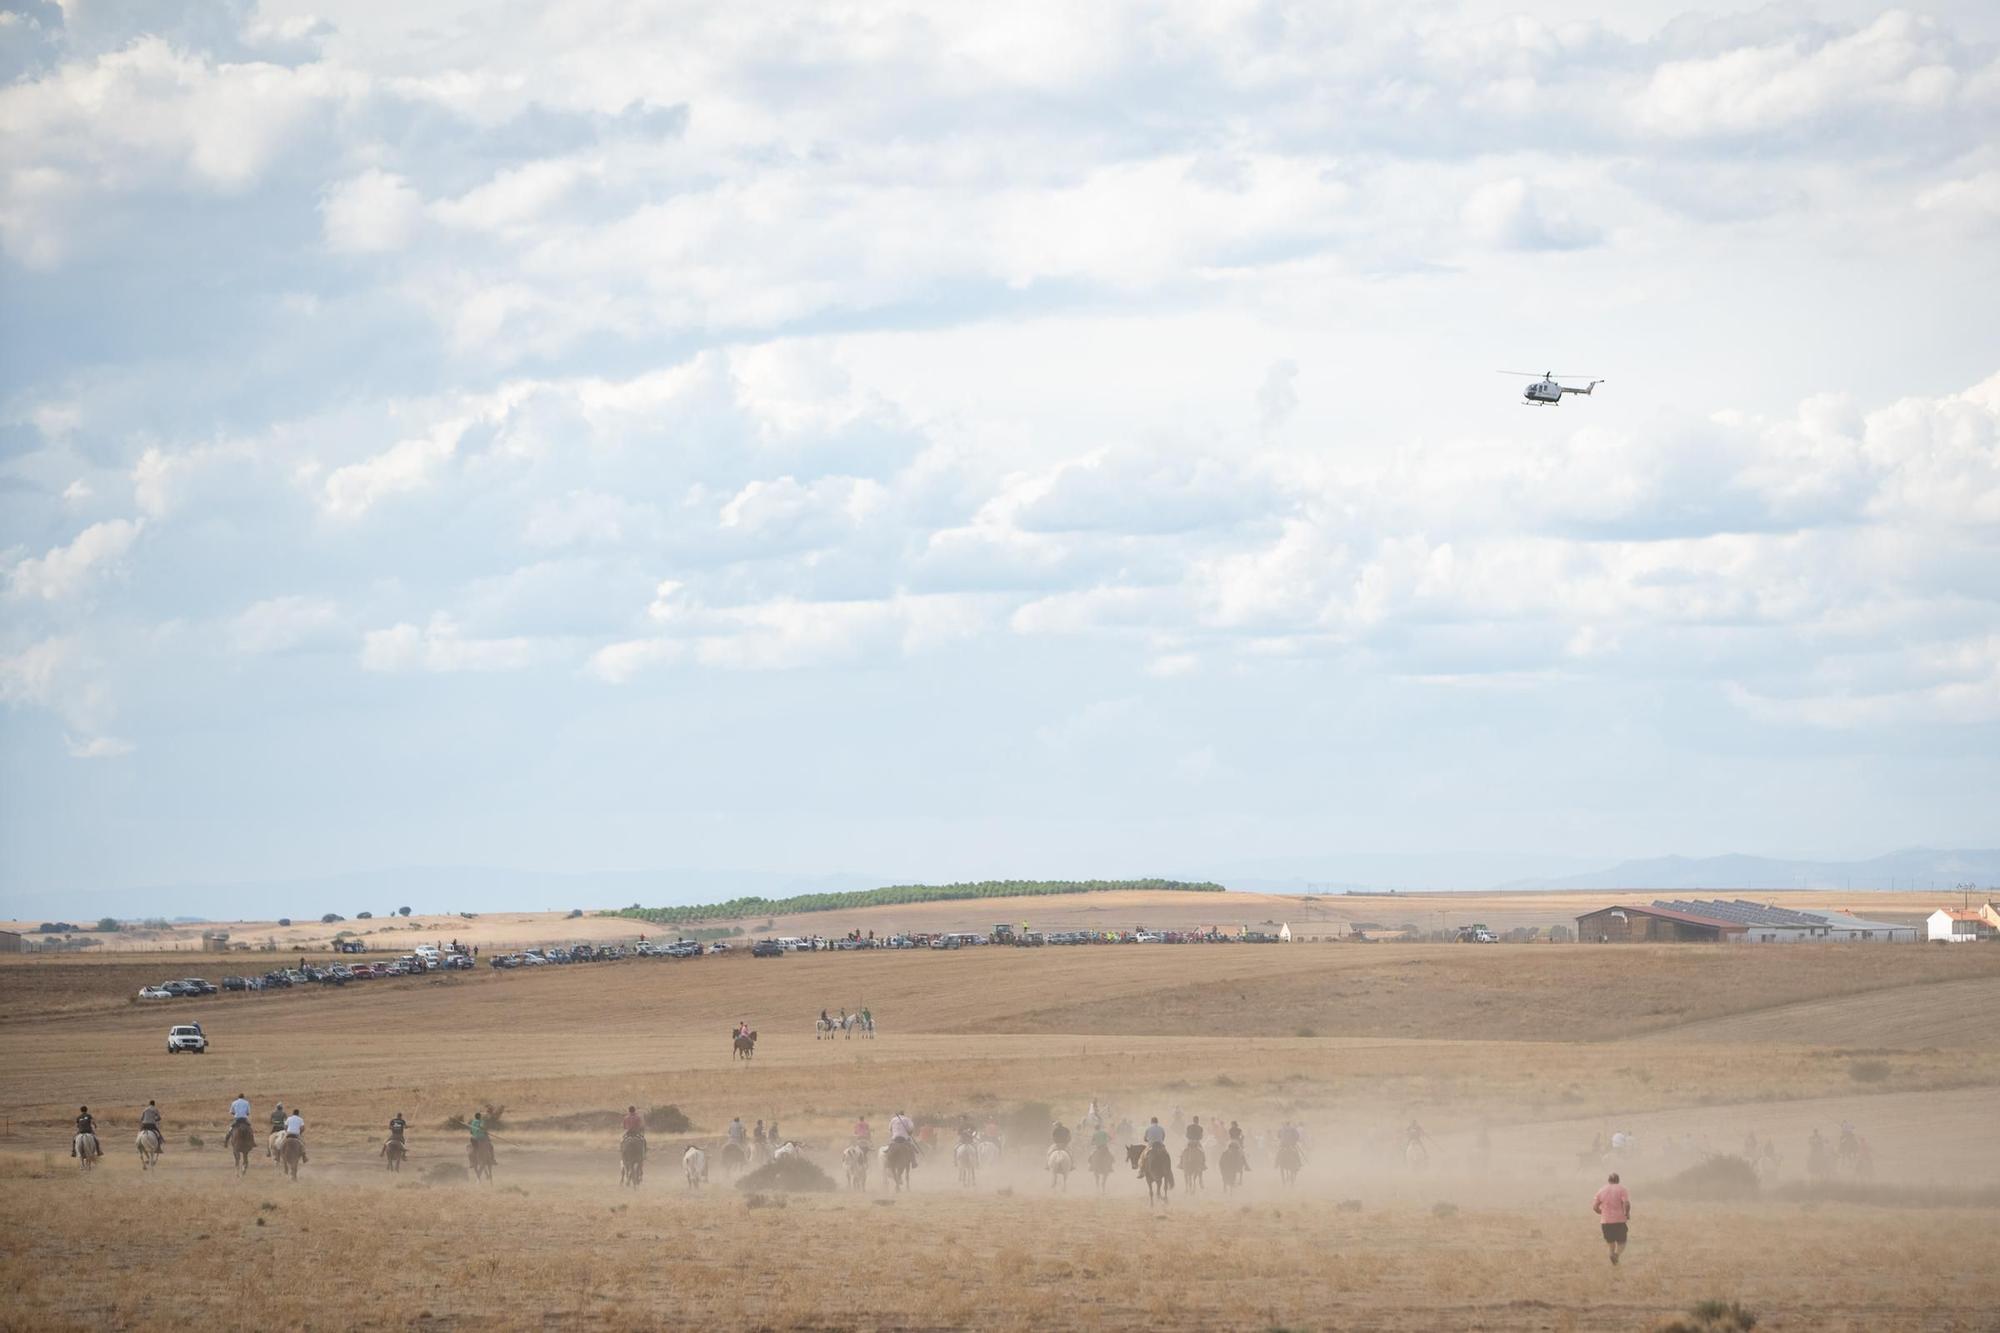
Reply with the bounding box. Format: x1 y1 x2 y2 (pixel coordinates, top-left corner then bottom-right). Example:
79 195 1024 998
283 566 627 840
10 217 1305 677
278 1135 305 1180
977 1137 1001 1172
954 1140 978 1187
683 1145 707 1191
1130 1142 1173 1206
815 1017 839 1041
720 1140 746 1176
620 1134 647 1188
732 1030 757 1061
1402 1138 1427 1173
1219 1141 1248 1193
1046 1146 1073 1191
269 1128 287 1161
1180 1142 1206 1191
1277 1142 1303 1187
843 1142 871 1190
468 1136 496 1182
882 1137 918 1192
849 1013 875 1039
382 1139 407 1173
74 1132 101 1171
1088 1143 1115 1191
136 1127 163 1170
223 1121 256 1175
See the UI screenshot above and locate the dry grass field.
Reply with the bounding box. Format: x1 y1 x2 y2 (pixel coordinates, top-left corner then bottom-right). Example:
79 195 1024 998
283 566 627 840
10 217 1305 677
2 922 1997 1330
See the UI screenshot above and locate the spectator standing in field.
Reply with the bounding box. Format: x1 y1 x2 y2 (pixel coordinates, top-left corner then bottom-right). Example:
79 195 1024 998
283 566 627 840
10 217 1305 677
1593 1172 1631 1266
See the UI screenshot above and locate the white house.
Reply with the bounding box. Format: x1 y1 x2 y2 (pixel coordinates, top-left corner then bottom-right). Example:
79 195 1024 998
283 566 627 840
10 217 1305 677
1926 909 1996 943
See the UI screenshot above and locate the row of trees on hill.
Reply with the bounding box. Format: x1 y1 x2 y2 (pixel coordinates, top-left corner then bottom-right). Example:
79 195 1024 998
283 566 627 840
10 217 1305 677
612 879 1224 926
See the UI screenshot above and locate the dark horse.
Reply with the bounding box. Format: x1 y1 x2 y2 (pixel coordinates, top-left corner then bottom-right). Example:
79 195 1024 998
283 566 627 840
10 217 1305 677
732 1030 758 1061
382 1138 407 1173
620 1133 646 1188
226 1120 257 1176
1128 1142 1174 1206
883 1137 918 1192
469 1136 496 1182
1219 1140 1248 1193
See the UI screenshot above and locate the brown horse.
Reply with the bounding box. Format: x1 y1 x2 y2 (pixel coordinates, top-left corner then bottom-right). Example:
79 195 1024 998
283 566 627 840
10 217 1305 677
1128 1141 1173 1206
732 1030 757 1061
278 1135 305 1180
1088 1142 1115 1191
226 1121 257 1175
1180 1141 1206 1191
469 1137 496 1182
620 1133 646 1188
382 1139 407 1172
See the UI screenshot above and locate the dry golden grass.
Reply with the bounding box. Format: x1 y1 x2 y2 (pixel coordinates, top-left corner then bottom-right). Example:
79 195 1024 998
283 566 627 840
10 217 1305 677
2 929 1996 1329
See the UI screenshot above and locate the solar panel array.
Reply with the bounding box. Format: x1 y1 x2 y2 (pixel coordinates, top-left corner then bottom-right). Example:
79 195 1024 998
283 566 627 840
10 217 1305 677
1651 898 1833 928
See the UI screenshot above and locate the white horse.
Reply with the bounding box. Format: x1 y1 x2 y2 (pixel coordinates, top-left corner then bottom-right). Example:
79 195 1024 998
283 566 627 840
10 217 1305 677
682 1145 707 1191
954 1141 978 1187
269 1128 288 1161
977 1137 1001 1171
843 1142 870 1190
136 1128 163 1170
773 1140 801 1161
74 1133 101 1171
1046 1146 1072 1191
815 1017 840 1041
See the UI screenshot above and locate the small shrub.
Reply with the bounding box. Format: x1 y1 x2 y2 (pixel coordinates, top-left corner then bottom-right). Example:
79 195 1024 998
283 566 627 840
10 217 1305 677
1659 1155 1760 1202
736 1155 833 1193
321 913 343 924
1336 1198 1362 1212
1431 1201 1458 1218
1655 1299 1759 1331
356 911 373 920
1848 1059 1892 1083
397 906 411 917
186 1135 205 1150
1214 1074 1239 1087
646 1105 694 1133
1294 1026 1318 1038
567 909 583 919
277 918 291 927
424 1163 467 1184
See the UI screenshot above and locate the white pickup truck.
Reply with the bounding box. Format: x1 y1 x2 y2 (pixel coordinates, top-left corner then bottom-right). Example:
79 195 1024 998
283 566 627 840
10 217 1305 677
166 1025 208 1054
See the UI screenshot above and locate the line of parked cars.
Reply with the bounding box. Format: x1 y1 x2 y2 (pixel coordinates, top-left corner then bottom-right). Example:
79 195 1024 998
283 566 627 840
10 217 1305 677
136 954 473 1001
487 938 716 968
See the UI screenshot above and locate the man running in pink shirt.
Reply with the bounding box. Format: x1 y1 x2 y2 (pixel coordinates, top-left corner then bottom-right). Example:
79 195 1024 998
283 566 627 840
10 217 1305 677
1593 1172 1631 1265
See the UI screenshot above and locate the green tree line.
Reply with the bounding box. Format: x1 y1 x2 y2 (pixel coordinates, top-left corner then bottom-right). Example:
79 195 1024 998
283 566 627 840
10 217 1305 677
610 879 1224 926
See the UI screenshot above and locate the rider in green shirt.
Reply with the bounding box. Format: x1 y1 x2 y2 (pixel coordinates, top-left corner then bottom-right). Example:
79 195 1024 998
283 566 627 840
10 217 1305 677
468 1112 488 1141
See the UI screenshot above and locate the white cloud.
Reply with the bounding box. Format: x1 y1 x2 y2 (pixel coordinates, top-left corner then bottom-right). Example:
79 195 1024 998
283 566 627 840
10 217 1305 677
321 169 424 253
360 615 541 673
66 733 136 759
7 518 143 601
228 596 340 655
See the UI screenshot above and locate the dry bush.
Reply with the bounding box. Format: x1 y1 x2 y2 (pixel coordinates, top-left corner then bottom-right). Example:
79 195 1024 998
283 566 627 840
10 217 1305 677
1658 1155 1760 1202
1847 1059 1892 1083
734 1155 834 1193
1653 1299 1758 1331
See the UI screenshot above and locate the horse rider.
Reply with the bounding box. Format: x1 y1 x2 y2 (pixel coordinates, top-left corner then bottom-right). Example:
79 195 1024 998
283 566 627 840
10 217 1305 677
1228 1120 1244 1147
1050 1119 1072 1151
984 1115 1001 1146
228 1091 251 1134
769 1119 780 1143
622 1105 645 1149
727 1116 746 1148
388 1112 408 1148
753 1119 767 1149
839 1007 849 1029
1186 1116 1205 1149
889 1109 915 1147
860 1006 873 1031
73 1105 97 1156
853 1114 872 1144
1089 1119 1111 1157
268 1100 287 1135
1279 1121 1303 1164
139 1099 164 1151
1405 1118 1428 1154
957 1120 976 1148
284 1106 308 1162
735 1019 751 1042
820 1008 831 1029
1143 1117 1167 1151
467 1110 488 1151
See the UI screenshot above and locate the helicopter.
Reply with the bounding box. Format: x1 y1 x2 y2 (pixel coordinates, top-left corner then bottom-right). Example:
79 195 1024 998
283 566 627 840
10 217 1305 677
1499 371 1604 405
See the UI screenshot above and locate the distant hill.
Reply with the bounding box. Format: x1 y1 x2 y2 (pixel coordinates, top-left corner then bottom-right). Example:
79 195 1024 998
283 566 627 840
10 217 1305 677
1499 848 2000 892
613 879 1225 926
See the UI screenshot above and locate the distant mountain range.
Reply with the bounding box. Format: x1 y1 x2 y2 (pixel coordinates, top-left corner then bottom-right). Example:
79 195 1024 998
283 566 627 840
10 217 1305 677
1495 849 2000 892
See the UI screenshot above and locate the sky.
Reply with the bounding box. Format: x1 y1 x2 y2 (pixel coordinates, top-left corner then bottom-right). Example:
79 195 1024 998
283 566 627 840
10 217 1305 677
2 1 1998 915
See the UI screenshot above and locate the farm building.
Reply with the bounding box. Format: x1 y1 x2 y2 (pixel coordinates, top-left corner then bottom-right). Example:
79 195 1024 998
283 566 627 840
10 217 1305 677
1575 904 1745 943
1654 899 1916 943
0 929 24 953
1927 909 1997 943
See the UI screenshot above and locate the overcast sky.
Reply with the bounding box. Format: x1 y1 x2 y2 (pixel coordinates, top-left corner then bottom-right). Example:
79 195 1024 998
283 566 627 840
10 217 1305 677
3 1 1997 913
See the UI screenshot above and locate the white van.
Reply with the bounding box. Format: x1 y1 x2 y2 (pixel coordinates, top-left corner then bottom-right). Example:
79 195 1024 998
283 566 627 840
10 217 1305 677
413 946 441 963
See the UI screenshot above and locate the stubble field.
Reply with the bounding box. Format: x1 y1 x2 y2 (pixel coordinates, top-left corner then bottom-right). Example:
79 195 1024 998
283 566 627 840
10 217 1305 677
1 930 1996 1331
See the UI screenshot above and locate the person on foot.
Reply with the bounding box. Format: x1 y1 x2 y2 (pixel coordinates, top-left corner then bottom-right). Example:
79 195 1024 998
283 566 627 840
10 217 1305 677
1593 1172 1631 1266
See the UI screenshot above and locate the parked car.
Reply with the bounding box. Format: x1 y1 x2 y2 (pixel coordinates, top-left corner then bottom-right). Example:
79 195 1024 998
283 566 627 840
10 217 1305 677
751 940 784 957
137 986 173 1000
179 978 218 995
707 942 731 953
221 976 249 991
166 1025 208 1054
161 980 197 997
445 954 474 970
261 972 293 989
